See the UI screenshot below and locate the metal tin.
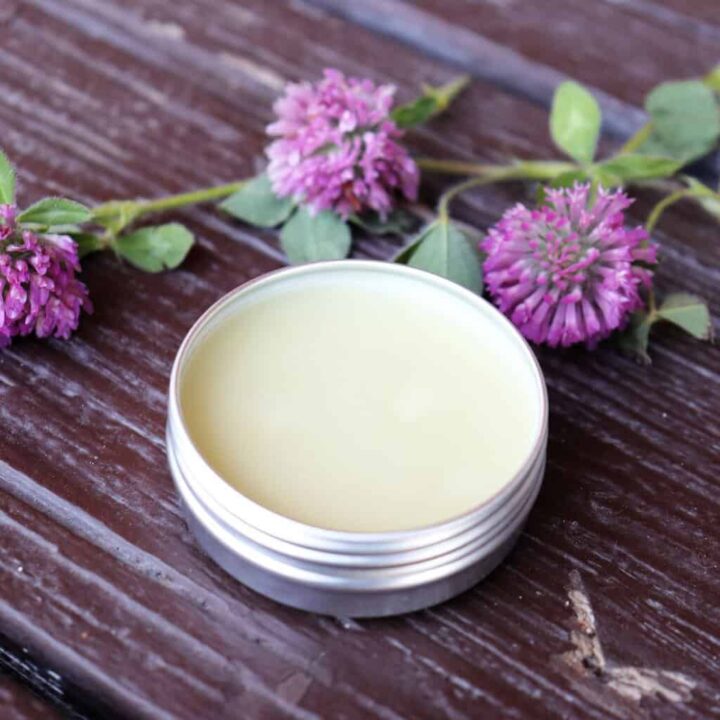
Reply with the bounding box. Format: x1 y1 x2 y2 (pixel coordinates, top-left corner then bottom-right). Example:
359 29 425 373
167 261 548 617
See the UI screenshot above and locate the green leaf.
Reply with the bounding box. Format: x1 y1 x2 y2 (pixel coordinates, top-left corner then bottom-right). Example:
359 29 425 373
392 97 436 130
550 169 590 188
641 80 720 163
280 207 352 264
91 200 139 235
18 198 92 228
396 219 483 293
703 64 720 93
220 173 294 228
618 294 713 363
590 168 622 189
393 231 426 265
656 293 713 340
349 209 416 236
617 311 654 364
115 223 194 272
70 232 104 259
0 149 15 204
45 224 82 233
549 81 602 164
391 75 470 128
595 154 681 185
684 177 720 222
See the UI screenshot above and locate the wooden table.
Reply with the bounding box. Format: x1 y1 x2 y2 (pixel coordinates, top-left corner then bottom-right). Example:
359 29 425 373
1 1 718 718
1 672 63 720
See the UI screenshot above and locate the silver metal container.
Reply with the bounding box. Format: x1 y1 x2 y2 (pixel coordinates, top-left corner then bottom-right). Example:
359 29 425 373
166 261 548 617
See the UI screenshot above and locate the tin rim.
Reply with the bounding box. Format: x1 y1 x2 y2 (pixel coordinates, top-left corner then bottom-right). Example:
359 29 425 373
167 260 548 553
169 426 545 570
172 441 544 592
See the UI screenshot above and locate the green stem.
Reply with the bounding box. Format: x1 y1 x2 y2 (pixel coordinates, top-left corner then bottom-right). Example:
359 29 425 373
90 179 247 240
647 289 657 315
435 161 575 219
645 188 691 233
437 176 496 220
417 158 575 178
643 186 695 314
130 181 246 216
428 75 471 111
620 122 653 155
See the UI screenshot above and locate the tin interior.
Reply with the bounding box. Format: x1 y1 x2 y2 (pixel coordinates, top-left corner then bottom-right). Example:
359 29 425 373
168 261 548 546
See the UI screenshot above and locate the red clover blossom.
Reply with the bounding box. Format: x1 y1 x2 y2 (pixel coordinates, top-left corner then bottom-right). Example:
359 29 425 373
482 184 656 348
266 69 419 218
0 204 91 347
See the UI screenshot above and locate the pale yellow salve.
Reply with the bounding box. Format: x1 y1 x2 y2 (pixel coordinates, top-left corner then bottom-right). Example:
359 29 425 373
180 268 543 532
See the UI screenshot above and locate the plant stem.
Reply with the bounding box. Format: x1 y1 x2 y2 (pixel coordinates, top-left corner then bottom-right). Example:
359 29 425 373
645 188 690 233
647 289 657 315
417 157 575 178
429 75 471 111
437 176 497 220
643 186 695 313
435 161 574 219
130 181 246 216
91 180 248 239
620 122 653 155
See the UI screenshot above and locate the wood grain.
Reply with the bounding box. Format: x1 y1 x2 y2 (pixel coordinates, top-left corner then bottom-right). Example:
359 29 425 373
407 0 720 102
0 1 718 719
0 671 64 720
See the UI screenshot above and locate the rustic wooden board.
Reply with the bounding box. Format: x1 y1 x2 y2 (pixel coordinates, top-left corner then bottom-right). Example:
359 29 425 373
0 1 718 719
400 0 720 102
1 671 63 720
640 1 720 31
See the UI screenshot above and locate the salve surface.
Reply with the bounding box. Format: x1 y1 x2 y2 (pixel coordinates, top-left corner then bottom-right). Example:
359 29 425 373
180 269 542 532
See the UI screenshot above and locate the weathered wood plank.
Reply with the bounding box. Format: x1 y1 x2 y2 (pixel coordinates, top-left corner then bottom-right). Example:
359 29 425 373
0 1 717 719
632 0 720 33
405 0 720 101
0 671 65 720
308 0 719 109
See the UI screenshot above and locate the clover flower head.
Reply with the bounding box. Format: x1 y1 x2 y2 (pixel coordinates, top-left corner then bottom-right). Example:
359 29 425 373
0 203 91 347
482 184 656 348
266 68 419 218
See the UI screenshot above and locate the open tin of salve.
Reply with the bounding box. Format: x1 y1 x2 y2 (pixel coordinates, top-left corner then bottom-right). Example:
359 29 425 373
167 261 548 617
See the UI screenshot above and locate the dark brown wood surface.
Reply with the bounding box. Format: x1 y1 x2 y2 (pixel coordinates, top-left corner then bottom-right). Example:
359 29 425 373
0 1 718 718
1 672 63 720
